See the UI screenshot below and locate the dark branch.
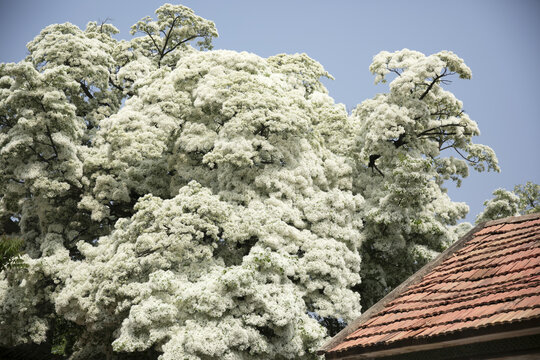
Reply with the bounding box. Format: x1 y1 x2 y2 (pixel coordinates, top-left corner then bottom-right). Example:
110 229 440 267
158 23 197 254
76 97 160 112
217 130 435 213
109 77 135 97
454 147 479 164
160 17 179 55
78 81 94 100
157 16 180 67
45 124 59 159
28 144 54 164
416 123 465 138
393 133 407 148
419 69 448 100
108 77 123 91
388 68 402 77
99 17 112 33
368 154 384 177
162 35 197 57
254 124 269 138
144 30 161 57
439 143 455 151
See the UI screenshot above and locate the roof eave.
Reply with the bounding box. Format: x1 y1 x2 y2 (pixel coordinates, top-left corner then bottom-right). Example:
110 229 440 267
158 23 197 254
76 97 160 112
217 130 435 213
324 319 540 359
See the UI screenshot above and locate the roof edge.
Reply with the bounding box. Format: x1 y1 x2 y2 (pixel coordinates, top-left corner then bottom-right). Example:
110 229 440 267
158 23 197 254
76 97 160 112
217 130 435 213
326 321 540 360
317 219 489 355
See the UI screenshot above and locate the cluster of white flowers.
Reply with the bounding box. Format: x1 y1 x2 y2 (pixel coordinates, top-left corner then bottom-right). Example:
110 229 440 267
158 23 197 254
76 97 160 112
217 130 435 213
54 181 357 358
475 188 520 224
350 49 498 307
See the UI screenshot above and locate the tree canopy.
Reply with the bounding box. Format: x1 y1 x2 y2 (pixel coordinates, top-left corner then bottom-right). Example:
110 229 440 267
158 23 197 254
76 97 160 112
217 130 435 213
475 182 540 224
0 4 500 359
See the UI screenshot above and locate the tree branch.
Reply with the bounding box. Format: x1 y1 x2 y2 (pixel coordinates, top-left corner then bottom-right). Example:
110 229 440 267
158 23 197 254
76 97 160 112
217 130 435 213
162 35 197 57
419 69 448 100
78 81 94 100
144 30 161 57
388 68 402 77
454 147 479 164
109 77 135 97
393 133 407 148
28 144 54 164
158 16 180 67
254 124 269 138
368 154 384 177
99 18 112 33
108 77 123 91
416 123 464 138
45 124 59 159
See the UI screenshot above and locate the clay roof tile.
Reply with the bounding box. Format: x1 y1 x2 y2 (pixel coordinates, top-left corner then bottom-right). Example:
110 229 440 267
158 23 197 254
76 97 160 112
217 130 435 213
321 213 540 357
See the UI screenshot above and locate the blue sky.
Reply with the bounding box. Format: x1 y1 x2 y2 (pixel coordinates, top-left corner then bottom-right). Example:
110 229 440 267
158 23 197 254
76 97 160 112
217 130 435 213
1 0 538 222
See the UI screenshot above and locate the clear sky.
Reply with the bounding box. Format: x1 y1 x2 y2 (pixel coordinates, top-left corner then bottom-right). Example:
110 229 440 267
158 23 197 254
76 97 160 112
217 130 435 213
0 0 538 222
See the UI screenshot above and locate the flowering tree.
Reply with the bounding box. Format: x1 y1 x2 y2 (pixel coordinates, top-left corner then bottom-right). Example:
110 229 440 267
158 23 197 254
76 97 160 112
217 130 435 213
351 49 499 308
475 182 540 224
0 4 498 359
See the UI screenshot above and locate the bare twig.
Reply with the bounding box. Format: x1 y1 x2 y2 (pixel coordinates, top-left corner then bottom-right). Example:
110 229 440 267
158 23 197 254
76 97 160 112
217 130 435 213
454 147 479 164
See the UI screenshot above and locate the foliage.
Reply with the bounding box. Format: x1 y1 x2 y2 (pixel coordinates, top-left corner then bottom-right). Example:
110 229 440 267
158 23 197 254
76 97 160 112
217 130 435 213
51 316 83 357
0 3 498 359
0 235 26 272
475 182 540 224
514 182 540 214
351 49 498 308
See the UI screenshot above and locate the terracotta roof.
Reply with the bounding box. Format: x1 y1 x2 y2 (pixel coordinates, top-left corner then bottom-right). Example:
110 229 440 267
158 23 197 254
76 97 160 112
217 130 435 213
321 212 540 359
